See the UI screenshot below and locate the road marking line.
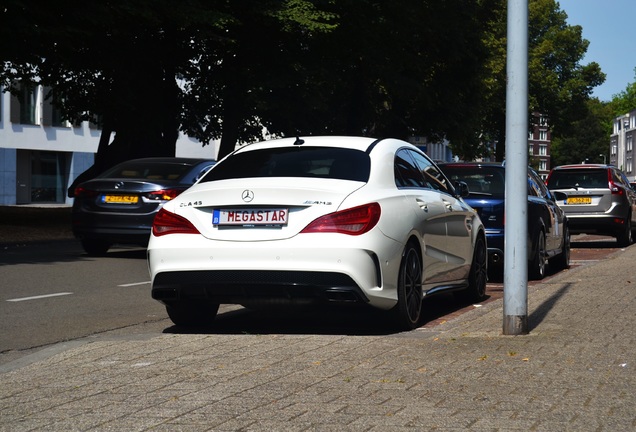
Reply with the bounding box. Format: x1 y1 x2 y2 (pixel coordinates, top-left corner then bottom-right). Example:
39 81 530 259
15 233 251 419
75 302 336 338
118 281 151 287
7 292 73 302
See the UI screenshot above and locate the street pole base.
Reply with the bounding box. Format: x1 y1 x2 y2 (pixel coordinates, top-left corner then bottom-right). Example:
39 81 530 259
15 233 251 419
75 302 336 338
503 315 528 335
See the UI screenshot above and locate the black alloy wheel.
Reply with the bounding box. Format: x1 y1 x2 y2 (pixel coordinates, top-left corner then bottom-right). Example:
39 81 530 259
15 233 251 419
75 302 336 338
529 230 546 280
465 235 488 302
550 224 570 271
393 243 423 330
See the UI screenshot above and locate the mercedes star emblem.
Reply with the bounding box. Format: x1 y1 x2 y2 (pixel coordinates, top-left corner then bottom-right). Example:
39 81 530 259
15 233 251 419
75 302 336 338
242 190 254 202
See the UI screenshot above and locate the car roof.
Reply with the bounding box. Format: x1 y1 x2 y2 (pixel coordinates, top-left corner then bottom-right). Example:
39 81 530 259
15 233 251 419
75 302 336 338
119 157 215 166
551 164 613 170
232 136 387 154
438 162 505 168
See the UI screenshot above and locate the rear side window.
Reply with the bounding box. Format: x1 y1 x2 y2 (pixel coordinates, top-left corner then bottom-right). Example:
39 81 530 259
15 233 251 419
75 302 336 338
99 162 196 182
547 169 608 189
441 166 505 197
201 147 370 182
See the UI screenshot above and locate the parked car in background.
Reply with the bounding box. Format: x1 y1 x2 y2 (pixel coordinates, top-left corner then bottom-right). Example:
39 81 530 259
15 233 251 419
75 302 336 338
148 136 488 330
439 162 570 280
546 164 636 246
72 157 215 255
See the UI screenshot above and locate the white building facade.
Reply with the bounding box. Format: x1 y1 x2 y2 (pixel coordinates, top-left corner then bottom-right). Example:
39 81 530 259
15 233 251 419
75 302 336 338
610 110 635 181
0 84 216 206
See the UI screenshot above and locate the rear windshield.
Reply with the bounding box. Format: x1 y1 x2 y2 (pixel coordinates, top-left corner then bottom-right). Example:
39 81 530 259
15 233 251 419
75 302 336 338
99 161 195 182
547 169 608 189
441 166 505 197
201 147 370 182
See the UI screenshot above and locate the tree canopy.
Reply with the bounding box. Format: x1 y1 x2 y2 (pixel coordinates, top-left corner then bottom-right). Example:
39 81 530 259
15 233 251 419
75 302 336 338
0 0 606 177
609 68 636 117
472 0 605 161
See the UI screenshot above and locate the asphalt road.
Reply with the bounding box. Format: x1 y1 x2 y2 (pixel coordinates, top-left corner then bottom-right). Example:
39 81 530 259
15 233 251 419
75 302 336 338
0 241 166 364
0 235 619 368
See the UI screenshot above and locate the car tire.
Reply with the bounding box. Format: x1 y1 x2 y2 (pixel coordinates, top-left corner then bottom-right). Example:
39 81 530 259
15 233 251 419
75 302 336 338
550 224 570 271
166 301 220 327
81 239 111 256
617 215 633 247
393 243 423 331
528 229 546 280
460 235 488 303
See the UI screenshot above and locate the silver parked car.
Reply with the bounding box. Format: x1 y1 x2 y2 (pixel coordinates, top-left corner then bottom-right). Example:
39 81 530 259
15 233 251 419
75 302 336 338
546 164 636 246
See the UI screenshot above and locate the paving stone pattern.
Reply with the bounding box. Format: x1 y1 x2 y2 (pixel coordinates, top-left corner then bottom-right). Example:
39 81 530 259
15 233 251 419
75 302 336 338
1 247 635 431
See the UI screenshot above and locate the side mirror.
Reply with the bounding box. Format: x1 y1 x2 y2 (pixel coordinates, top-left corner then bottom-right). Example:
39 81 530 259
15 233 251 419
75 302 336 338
455 181 470 198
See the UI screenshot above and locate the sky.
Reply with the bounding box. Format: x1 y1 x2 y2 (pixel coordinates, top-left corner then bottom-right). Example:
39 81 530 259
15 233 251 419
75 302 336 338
558 0 636 101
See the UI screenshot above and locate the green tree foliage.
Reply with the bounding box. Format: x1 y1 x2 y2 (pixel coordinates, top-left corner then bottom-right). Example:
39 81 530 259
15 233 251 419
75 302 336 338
609 68 636 116
183 0 489 159
0 0 230 187
0 0 489 165
475 0 605 161
550 97 613 166
1 0 605 176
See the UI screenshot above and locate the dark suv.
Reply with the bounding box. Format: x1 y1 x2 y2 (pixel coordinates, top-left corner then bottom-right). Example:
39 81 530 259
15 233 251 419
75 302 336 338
546 164 636 246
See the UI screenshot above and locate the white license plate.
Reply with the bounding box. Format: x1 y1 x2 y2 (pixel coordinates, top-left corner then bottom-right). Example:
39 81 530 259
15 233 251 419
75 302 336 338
213 208 289 226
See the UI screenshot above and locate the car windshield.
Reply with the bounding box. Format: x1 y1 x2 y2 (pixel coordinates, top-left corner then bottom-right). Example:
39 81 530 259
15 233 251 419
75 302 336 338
99 161 195 182
201 147 371 182
547 169 608 189
441 166 505 197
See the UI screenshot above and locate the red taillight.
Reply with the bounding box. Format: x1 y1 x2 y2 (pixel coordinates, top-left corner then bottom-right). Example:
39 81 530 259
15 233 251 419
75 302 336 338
146 188 184 201
152 208 200 236
609 181 624 195
73 186 98 198
301 203 381 235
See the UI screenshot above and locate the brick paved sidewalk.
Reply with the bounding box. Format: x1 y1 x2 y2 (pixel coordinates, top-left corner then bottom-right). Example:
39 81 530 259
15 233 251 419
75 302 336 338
1 245 635 431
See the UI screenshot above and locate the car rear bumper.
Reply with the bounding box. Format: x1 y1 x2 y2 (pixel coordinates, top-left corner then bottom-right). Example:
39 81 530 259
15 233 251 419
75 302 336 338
151 270 370 306
72 225 151 245
566 215 627 236
148 233 404 310
72 211 155 245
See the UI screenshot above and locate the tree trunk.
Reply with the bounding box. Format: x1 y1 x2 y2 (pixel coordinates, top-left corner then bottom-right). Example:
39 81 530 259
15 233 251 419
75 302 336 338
67 69 180 196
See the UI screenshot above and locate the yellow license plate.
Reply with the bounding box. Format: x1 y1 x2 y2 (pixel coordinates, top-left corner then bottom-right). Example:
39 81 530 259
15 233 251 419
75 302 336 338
566 196 591 205
103 194 139 204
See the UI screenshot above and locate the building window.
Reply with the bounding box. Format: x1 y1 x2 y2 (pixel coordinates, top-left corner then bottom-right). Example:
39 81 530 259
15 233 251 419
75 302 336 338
539 144 547 156
539 160 547 171
30 151 68 203
528 144 534 155
627 134 633 152
539 130 548 141
42 88 69 127
10 83 39 125
612 145 617 155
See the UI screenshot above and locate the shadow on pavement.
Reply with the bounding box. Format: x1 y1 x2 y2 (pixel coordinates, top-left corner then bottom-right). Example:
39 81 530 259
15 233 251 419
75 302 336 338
162 292 492 337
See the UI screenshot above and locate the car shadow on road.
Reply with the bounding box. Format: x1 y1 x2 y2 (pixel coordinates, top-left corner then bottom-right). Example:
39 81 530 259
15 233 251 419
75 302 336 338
162 293 493 337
